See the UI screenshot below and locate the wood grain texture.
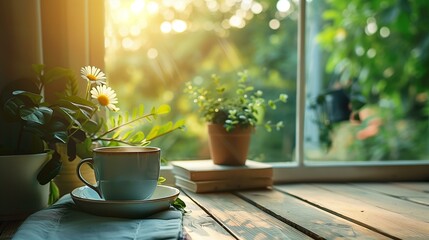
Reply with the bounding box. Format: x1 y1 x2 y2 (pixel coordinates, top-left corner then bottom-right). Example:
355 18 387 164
319 183 429 222
352 183 429 206
179 190 235 240
395 182 429 193
277 184 429 239
237 189 389 240
184 190 311 240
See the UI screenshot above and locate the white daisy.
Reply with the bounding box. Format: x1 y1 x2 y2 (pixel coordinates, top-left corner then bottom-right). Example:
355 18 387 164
81 66 107 85
90 85 120 112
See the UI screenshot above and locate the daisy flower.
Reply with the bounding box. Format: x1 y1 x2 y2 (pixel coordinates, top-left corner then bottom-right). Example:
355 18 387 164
90 85 120 112
81 66 107 85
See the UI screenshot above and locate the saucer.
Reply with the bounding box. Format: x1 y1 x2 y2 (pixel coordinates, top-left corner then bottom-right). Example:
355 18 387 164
71 185 180 218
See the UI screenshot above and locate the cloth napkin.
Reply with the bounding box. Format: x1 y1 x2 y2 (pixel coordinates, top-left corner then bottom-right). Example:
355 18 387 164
13 195 183 240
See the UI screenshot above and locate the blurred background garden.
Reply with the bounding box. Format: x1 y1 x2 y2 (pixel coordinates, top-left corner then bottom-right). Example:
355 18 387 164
104 0 429 163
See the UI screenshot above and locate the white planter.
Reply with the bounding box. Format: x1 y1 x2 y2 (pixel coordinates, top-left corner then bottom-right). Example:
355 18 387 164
0 153 49 220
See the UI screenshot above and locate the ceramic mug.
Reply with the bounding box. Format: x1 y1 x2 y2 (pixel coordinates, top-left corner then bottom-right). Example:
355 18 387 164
77 146 160 200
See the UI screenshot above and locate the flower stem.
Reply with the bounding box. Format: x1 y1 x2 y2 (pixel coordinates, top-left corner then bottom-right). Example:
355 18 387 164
85 82 91 100
97 113 157 138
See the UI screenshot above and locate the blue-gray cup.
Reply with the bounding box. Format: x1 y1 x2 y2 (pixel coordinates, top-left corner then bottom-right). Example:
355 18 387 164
77 146 160 200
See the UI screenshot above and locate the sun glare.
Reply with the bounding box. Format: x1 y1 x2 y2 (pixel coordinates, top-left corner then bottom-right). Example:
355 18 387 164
131 0 145 14
106 0 268 44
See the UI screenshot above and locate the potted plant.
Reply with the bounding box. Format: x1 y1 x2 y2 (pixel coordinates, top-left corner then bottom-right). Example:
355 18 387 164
0 76 58 220
185 71 287 165
309 82 366 151
0 65 184 219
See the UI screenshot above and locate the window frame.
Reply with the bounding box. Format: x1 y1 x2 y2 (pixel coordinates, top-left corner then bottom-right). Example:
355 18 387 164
268 0 429 183
163 0 429 184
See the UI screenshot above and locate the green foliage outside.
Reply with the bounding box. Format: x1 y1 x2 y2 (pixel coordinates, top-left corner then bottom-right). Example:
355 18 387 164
313 0 429 160
106 0 298 162
106 0 428 162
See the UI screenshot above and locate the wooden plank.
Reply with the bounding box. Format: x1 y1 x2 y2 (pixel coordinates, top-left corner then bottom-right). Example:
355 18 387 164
395 182 429 193
321 184 429 223
352 183 429 206
184 190 311 240
237 189 389 240
179 191 235 240
277 184 429 239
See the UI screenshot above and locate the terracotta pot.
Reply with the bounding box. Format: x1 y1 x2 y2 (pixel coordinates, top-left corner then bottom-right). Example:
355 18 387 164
208 123 253 166
0 153 49 220
53 144 96 196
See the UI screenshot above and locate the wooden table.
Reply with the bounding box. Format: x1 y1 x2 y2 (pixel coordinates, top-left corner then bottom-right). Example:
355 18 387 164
181 182 429 240
2 183 429 239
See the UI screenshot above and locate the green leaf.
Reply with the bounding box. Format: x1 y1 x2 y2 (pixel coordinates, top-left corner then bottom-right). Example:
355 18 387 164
173 119 186 129
279 94 288 102
117 114 123 126
65 74 79 97
62 96 96 110
244 86 254 92
110 116 116 128
58 97 96 120
3 97 23 118
129 131 145 143
13 90 43 105
150 106 156 115
37 151 62 185
124 111 129 123
146 125 160 140
43 67 73 85
268 100 276 110
275 121 284 130
264 124 272 132
156 104 171 115
132 107 138 119
32 64 45 78
120 130 133 141
20 106 53 125
76 138 93 159
158 177 166 184
172 197 187 212
56 106 81 129
48 181 60 205
139 104 145 116
67 139 77 161
159 121 173 132
70 129 87 143
52 131 68 144
111 128 123 139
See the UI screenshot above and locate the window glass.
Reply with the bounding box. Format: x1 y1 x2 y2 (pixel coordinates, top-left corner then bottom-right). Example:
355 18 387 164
105 0 298 162
305 0 429 161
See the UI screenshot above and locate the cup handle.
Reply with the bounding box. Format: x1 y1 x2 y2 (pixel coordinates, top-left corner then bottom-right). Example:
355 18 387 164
76 158 102 198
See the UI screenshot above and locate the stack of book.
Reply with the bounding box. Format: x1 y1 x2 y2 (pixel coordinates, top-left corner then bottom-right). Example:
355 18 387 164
171 160 273 193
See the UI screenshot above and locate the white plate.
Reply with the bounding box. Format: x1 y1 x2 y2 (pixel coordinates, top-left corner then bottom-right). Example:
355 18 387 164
71 185 180 218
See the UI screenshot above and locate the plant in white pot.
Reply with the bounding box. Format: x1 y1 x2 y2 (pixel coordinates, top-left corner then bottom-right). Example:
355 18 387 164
185 71 288 165
0 77 59 220
0 65 185 219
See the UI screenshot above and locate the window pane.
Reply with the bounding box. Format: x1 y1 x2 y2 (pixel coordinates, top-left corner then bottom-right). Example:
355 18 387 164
305 0 429 161
105 0 298 163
